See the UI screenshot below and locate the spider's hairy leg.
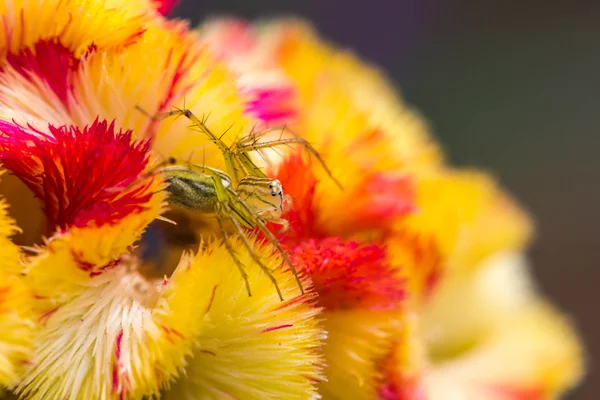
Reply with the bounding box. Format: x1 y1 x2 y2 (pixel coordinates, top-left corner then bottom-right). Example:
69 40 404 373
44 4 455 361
236 136 344 190
171 158 289 300
234 127 292 178
136 105 245 184
215 211 252 298
219 202 284 301
173 107 248 184
227 187 305 296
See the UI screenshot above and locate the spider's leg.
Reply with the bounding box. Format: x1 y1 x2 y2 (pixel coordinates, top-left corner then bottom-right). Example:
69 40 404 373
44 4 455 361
227 188 304 295
215 210 252 298
221 202 284 301
237 126 286 147
172 107 248 185
135 105 185 122
137 105 247 184
236 137 343 190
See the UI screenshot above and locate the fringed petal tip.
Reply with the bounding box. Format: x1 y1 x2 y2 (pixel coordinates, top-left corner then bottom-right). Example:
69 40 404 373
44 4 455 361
274 153 416 241
0 118 164 233
16 230 325 399
164 234 326 400
289 237 405 311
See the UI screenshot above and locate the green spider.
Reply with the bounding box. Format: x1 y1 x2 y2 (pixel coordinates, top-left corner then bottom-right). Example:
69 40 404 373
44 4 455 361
131 105 342 300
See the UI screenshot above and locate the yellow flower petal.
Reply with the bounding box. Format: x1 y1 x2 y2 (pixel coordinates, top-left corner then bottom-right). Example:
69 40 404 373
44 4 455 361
0 184 34 389
15 219 324 400
422 252 584 399
72 19 255 169
18 254 200 399
262 19 442 173
317 309 403 399
0 18 255 174
0 0 149 59
165 235 325 400
388 169 533 300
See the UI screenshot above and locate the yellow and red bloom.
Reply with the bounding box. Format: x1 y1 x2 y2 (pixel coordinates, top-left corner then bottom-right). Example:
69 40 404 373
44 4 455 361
0 2 325 399
0 2 586 400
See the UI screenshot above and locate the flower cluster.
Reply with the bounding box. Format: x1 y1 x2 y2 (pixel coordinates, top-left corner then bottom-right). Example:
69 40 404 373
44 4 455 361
0 1 584 400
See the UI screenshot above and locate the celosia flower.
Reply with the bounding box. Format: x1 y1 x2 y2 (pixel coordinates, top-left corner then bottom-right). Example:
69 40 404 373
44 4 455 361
0 2 586 400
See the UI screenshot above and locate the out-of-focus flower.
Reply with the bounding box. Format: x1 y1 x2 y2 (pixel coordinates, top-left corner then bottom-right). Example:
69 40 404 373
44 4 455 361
422 253 583 400
199 17 585 400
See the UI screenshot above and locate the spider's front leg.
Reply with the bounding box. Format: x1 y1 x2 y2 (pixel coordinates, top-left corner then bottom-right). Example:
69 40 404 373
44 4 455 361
217 201 284 301
136 105 247 185
181 161 288 301
227 186 304 296
235 134 344 190
214 206 252 298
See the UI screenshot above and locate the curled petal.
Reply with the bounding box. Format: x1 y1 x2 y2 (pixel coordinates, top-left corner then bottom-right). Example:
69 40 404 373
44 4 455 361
1 40 79 111
394 170 533 273
263 19 442 172
18 230 324 399
71 20 255 169
18 253 199 399
387 169 532 303
199 18 300 128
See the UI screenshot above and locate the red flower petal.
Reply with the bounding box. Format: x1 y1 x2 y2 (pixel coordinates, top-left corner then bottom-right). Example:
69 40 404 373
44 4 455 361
271 154 320 243
376 342 425 400
154 0 179 16
275 154 416 240
244 86 297 126
490 385 545 400
288 237 405 311
1 40 80 107
378 377 424 400
0 119 154 231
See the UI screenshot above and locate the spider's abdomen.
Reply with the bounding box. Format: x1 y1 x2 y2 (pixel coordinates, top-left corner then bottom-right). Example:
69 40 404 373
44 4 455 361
165 176 219 213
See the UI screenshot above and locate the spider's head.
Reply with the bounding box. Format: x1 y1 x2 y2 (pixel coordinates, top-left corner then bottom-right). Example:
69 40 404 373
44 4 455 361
237 177 285 220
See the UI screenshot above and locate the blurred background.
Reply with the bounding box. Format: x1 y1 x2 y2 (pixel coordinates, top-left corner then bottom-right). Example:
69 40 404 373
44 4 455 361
175 1 599 398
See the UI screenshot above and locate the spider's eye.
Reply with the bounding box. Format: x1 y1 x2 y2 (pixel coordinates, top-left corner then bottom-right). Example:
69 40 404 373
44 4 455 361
272 193 277 197
268 184 273 189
